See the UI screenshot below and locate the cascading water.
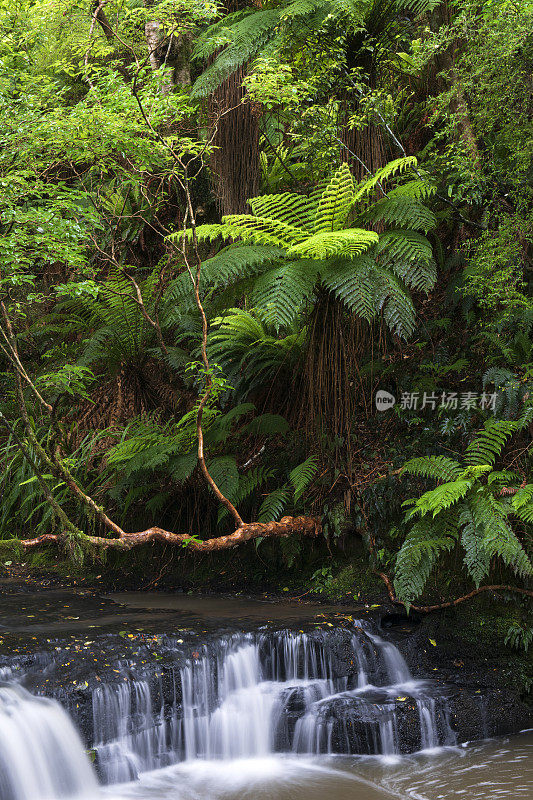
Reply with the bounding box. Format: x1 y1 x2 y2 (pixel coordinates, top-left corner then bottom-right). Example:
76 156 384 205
0 685 98 800
88 623 457 782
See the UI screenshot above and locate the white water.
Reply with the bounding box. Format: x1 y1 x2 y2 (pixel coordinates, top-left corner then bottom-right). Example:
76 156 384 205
0 685 98 800
0 625 531 800
90 626 455 780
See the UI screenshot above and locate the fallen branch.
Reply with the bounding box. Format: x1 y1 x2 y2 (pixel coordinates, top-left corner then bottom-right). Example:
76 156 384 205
376 571 533 613
14 516 320 551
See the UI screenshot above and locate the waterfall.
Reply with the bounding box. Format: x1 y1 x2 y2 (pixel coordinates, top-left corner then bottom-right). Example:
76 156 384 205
88 624 457 780
0 685 97 800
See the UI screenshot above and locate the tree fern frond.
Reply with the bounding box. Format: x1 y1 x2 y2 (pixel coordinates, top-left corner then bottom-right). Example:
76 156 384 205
378 229 434 263
321 256 377 321
287 229 378 260
313 163 355 233
222 216 310 247
363 196 437 233
387 178 437 200
353 157 418 201
192 9 252 61
191 9 282 97
374 271 416 339
248 193 316 231
251 260 319 329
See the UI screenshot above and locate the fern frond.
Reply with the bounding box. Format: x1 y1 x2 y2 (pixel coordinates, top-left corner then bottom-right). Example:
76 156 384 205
465 419 518 466
409 479 474 518
248 192 316 232
287 229 378 260
353 157 418 201
401 455 463 482
363 196 437 233
378 229 434 264
374 271 416 339
251 260 319 329
313 164 355 233
471 493 533 579
387 178 437 201
394 517 457 607
289 455 319 500
258 486 290 522
191 9 282 97
459 506 491 586
206 455 239 501
321 256 377 320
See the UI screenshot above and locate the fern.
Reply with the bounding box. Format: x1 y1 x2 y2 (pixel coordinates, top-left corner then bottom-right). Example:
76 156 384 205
363 197 437 233
287 229 379 260
321 256 378 321
208 309 305 400
289 455 319 500
258 486 291 522
313 163 355 232
394 518 457 607
251 260 319 329
465 419 519 466
459 506 492 586
394 418 533 606
177 161 437 343
353 157 419 201
401 455 463 482
471 493 533 579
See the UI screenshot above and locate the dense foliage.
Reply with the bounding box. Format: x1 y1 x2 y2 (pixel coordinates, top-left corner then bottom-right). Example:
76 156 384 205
0 0 531 647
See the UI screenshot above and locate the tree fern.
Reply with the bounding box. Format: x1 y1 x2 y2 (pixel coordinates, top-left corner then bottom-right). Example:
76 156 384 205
174 161 437 342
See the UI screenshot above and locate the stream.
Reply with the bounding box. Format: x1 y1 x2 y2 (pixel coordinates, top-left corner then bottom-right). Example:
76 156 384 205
0 588 531 800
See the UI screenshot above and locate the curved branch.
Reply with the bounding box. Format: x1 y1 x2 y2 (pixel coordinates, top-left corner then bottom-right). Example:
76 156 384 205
376 571 533 613
15 516 320 551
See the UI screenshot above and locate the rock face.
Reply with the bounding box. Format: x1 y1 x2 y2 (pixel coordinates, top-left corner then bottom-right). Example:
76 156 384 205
1 613 531 784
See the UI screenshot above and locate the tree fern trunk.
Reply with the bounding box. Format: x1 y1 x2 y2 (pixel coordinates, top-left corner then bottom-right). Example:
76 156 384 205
297 291 380 461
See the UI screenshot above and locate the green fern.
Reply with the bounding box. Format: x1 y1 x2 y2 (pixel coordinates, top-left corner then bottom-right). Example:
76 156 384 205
393 414 533 607
172 161 437 338
258 486 291 523
465 419 519 466
289 455 319 500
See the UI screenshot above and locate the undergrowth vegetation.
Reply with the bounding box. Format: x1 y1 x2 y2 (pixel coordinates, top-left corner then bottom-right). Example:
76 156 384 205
0 0 531 652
